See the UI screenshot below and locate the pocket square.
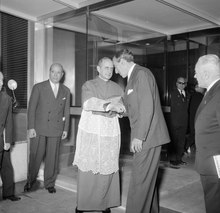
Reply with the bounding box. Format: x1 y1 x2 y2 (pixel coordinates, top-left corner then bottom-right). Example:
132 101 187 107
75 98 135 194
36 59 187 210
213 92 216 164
62 97 66 100
127 89 133 95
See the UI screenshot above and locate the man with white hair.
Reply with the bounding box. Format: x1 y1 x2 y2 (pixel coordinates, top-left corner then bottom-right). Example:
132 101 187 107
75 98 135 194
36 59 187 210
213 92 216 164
194 54 220 213
24 63 70 194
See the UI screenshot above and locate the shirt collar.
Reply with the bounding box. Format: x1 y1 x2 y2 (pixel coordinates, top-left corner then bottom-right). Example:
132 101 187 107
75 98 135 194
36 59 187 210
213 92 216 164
127 63 136 82
49 80 59 90
98 75 108 82
207 78 220 92
178 89 185 95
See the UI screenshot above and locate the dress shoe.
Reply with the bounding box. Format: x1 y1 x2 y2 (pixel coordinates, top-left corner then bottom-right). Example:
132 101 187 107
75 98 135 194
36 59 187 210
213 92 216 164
179 160 187 165
75 207 83 213
47 186 56 193
103 208 111 213
24 181 33 192
3 195 21 201
169 161 180 169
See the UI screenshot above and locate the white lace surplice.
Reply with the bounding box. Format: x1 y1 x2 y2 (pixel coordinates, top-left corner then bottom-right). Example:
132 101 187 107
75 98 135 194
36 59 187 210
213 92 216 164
73 109 121 175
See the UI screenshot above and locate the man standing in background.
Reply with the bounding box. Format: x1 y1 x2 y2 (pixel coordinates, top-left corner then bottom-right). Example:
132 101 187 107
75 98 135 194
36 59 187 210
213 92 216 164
113 49 170 213
0 71 20 201
186 84 205 153
24 63 70 194
169 76 189 167
194 54 220 213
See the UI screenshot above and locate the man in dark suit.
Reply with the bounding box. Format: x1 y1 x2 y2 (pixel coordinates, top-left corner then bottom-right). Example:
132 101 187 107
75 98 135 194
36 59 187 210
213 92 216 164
113 49 170 213
169 77 189 167
194 54 220 213
0 72 20 201
24 63 70 194
186 84 205 152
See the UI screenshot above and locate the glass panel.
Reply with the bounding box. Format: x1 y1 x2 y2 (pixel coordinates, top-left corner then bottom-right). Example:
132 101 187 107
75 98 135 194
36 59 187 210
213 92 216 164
188 37 207 92
53 14 87 107
167 39 187 99
87 14 166 101
207 35 220 55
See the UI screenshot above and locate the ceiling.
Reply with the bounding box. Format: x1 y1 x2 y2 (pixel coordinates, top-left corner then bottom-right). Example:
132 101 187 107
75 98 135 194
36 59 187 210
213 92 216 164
1 0 220 41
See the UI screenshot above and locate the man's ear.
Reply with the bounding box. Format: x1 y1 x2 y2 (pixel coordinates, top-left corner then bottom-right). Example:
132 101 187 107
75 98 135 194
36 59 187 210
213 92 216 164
97 65 100 74
120 58 125 65
203 69 209 80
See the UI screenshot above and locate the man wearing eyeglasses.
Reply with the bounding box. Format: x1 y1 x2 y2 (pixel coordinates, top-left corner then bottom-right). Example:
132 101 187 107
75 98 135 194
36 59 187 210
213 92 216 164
169 77 190 168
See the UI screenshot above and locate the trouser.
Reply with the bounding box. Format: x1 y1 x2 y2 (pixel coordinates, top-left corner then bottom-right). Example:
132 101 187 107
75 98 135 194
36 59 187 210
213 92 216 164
169 126 187 162
28 135 61 188
126 146 161 213
200 175 220 213
0 150 14 197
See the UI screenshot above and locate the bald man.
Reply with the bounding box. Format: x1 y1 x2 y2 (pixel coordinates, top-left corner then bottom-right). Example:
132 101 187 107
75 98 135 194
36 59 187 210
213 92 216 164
194 54 220 213
24 63 70 193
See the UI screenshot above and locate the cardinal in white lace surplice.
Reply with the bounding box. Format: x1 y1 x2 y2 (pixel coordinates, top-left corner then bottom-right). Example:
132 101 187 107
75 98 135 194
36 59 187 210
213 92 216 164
73 77 125 175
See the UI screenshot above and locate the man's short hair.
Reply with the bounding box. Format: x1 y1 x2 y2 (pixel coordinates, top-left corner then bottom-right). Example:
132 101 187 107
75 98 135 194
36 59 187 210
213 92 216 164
97 57 112 67
50 63 64 72
114 49 134 63
196 54 220 76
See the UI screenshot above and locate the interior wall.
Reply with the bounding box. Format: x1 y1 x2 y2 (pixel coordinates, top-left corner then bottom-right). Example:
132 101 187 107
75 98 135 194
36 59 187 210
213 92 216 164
52 27 77 167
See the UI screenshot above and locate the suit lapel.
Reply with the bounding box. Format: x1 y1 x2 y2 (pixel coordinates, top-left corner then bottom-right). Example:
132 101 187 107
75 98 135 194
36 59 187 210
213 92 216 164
46 80 64 100
195 80 220 121
56 84 65 100
125 65 137 101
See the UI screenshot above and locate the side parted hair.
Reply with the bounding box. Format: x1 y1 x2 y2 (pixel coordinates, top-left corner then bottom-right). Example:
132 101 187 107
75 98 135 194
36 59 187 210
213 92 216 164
114 49 134 63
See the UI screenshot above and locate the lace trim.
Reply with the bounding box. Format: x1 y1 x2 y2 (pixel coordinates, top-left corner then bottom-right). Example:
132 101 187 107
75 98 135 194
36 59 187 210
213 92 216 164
73 129 121 175
79 110 120 136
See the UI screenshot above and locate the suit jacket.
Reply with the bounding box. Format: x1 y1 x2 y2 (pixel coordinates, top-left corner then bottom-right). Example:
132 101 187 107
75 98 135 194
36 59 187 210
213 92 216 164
28 80 70 137
170 88 189 128
195 79 220 175
124 64 170 149
0 90 13 152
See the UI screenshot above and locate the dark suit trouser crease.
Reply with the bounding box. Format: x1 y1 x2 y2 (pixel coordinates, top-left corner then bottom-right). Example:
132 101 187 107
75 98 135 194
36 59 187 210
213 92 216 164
28 135 61 188
169 126 187 161
0 150 15 197
200 175 220 213
126 146 161 213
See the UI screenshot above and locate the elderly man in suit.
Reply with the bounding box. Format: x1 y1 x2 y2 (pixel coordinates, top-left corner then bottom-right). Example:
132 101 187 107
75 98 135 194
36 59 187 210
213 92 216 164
24 63 70 194
0 72 20 201
113 49 170 213
194 54 220 213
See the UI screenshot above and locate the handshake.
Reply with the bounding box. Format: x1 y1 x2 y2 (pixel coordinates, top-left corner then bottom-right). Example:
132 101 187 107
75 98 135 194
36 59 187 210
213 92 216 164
104 102 125 114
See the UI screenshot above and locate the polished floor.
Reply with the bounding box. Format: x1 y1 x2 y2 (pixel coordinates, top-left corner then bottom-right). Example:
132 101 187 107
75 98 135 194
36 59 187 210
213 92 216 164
0 150 206 213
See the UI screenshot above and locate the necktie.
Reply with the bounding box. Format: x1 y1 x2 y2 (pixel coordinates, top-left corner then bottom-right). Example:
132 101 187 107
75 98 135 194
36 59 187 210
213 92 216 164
53 84 58 98
180 90 185 101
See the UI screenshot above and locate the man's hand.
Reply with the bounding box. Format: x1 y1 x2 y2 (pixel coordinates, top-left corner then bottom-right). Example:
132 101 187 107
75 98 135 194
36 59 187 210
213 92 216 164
28 129 36 138
92 111 117 118
62 131 67 140
106 111 117 118
4 143 10 151
130 138 143 153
